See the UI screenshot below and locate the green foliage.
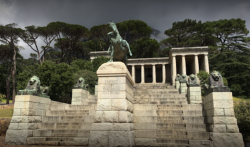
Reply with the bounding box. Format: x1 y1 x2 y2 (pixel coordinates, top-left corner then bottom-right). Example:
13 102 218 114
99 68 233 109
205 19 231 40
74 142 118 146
130 37 160 58
197 70 209 96
70 59 92 72
73 70 98 95
234 101 250 141
91 56 110 72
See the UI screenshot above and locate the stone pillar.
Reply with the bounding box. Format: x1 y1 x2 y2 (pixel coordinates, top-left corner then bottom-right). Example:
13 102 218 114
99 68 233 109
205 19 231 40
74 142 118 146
171 55 176 85
181 55 186 75
203 92 244 147
141 64 145 84
71 89 88 105
204 54 209 73
194 55 199 75
152 64 156 83
132 65 135 82
90 62 134 147
5 95 51 145
180 83 187 94
162 64 166 84
187 87 202 104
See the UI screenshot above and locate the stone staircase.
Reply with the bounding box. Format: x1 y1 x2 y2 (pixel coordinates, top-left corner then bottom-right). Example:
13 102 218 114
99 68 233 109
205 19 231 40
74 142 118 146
133 84 212 147
27 96 97 146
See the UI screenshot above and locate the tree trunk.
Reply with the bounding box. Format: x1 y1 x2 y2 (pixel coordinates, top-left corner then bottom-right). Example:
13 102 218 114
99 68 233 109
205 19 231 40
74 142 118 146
5 75 11 104
12 46 16 104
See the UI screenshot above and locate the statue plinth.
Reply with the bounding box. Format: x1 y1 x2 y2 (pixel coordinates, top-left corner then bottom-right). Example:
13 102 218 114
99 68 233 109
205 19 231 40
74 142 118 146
187 86 202 104
90 62 135 147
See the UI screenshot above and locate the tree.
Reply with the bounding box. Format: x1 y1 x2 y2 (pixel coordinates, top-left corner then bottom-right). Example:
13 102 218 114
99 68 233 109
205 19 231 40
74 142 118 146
0 23 23 103
234 101 250 141
130 37 160 58
90 24 111 51
116 20 152 44
70 59 92 72
48 22 90 63
91 56 110 72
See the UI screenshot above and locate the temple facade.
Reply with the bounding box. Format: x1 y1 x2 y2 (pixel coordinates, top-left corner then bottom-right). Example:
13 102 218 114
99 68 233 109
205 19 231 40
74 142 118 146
89 46 210 85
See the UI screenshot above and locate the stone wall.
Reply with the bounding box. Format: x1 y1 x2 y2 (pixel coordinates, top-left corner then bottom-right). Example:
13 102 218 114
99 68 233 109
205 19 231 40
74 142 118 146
203 92 244 147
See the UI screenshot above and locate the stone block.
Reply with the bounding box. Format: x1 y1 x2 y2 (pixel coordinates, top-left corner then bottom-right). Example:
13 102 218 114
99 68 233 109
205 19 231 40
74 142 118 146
135 130 156 138
89 131 109 147
98 83 126 92
98 77 126 84
14 101 34 109
118 111 133 123
73 138 89 146
5 130 33 145
8 123 39 130
39 98 51 104
134 123 156 130
15 95 40 103
109 131 134 147
209 124 226 133
135 138 156 146
96 99 111 111
226 124 239 133
204 101 233 110
91 123 133 131
111 99 128 111
204 92 233 104
11 116 42 123
13 109 21 116
207 117 237 124
26 137 46 145
102 111 118 123
189 140 213 147
91 123 112 131
210 133 244 147
33 130 51 137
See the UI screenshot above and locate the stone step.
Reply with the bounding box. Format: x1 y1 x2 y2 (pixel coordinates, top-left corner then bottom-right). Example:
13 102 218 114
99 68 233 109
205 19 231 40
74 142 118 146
46 110 90 116
33 129 90 137
50 104 96 110
42 115 95 123
136 101 188 105
133 110 203 116
26 137 88 146
134 94 186 98
135 98 187 101
135 130 210 140
134 123 206 131
39 123 92 130
134 104 202 111
134 116 205 123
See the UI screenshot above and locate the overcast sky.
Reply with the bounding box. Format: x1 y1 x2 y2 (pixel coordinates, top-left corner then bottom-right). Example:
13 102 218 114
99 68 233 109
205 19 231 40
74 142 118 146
1 0 250 59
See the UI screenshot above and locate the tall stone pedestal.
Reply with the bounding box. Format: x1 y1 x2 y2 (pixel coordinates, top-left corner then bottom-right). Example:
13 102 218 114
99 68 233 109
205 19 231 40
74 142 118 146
71 89 88 105
175 81 180 90
203 92 244 147
187 86 202 104
5 95 51 145
90 62 134 147
180 82 187 94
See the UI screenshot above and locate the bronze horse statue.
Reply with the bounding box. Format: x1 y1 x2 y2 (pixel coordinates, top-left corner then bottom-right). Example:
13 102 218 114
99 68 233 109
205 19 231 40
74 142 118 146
107 21 132 65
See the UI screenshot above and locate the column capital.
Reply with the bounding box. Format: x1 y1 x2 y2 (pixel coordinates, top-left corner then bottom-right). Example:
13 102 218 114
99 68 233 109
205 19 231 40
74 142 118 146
152 64 156 66
181 55 186 57
204 54 208 56
172 55 176 57
131 65 135 67
162 64 165 66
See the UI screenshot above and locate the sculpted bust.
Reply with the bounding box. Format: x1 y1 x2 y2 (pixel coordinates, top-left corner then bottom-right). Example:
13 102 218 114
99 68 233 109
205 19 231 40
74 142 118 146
187 74 199 87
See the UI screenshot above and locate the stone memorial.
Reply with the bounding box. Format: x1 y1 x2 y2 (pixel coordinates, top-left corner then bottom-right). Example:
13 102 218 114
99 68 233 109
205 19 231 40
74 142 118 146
203 72 244 147
89 62 134 147
187 74 202 104
72 77 88 105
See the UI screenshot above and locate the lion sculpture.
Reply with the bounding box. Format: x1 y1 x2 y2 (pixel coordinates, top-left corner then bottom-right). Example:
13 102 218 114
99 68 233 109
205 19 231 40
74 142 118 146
187 74 199 87
175 74 181 81
74 77 88 90
179 74 187 83
18 75 49 97
204 71 230 95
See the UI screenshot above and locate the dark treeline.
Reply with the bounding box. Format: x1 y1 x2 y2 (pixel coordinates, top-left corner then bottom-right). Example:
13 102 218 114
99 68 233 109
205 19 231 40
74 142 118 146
0 19 250 104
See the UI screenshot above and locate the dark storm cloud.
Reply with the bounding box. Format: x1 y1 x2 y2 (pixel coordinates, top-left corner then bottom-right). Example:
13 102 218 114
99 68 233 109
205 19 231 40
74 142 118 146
0 0 250 58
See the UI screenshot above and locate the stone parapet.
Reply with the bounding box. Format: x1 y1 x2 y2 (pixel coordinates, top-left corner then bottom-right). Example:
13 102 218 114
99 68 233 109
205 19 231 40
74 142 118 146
90 62 135 147
203 92 244 147
187 86 202 104
5 95 51 145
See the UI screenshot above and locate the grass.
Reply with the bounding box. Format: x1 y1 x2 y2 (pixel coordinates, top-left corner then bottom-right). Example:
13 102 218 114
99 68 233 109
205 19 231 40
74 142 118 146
0 99 12 104
233 96 250 105
0 108 13 119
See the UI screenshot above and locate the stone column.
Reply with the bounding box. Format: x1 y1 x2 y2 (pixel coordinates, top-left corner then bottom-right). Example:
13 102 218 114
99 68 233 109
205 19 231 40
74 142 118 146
171 55 176 85
181 55 186 75
5 95 51 145
90 62 134 147
132 65 135 82
162 64 166 84
203 92 244 147
194 55 199 75
204 54 209 73
141 64 145 84
152 64 156 83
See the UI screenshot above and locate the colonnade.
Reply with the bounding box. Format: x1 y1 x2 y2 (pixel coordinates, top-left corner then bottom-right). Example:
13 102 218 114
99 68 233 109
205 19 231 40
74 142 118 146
131 64 166 84
171 54 209 85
